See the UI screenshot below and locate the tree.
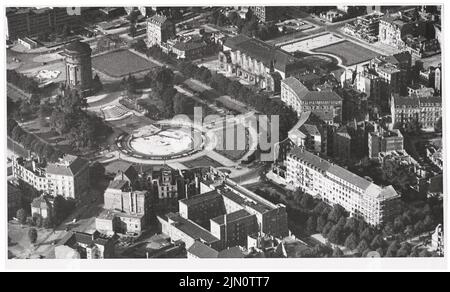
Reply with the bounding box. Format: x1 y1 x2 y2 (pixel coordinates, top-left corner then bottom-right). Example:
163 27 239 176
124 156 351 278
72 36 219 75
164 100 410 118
376 247 385 257
327 225 344 245
155 67 174 92
360 227 373 243
16 208 27 224
306 216 317 235
126 74 137 94
357 239 369 253
414 220 425 235
405 225 415 238
129 22 137 37
43 217 53 229
328 204 347 223
322 222 333 237
385 241 399 257
332 247 344 257
28 228 38 244
33 213 44 228
53 195 66 224
344 233 359 250
423 215 434 231
434 117 442 132
300 194 313 209
337 216 347 228
19 100 33 121
316 215 327 233
90 162 105 185
370 234 385 250
92 74 103 92
396 243 411 257
418 249 431 257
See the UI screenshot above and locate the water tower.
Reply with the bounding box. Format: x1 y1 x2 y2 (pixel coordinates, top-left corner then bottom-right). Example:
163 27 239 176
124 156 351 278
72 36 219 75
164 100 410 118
63 40 93 95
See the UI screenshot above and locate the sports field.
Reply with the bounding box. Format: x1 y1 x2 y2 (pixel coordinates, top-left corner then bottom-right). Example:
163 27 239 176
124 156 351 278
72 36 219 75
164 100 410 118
92 49 158 77
313 41 379 66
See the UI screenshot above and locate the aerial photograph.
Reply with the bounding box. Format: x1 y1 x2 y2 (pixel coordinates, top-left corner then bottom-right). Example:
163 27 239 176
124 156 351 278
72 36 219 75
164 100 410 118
5 5 444 261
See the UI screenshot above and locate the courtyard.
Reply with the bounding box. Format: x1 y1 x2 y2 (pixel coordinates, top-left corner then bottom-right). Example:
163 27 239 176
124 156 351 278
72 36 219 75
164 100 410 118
313 40 380 66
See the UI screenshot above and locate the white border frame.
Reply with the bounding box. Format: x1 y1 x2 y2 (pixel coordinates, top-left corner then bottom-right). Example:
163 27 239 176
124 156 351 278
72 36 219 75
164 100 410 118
1 0 448 272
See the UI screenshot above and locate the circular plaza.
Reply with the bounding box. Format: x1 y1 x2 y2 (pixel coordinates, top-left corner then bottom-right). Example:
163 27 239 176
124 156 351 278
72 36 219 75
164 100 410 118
116 123 207 160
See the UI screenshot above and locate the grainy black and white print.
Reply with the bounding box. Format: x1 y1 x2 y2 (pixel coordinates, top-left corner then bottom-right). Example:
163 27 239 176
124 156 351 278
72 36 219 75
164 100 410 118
6 5 444 260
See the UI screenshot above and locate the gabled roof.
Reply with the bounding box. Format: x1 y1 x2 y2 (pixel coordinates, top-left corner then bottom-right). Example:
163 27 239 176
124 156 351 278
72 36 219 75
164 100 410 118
378 185 400 200
282 77 342 102
173 41 206 51
218 246 245 258
289 147 331 172
187 241 219 258
107 179 129 190
300 124 320 137
282 77 309 97
224 34 301 72
165 213 219 244
327 164 372 191
148 14 168 25
46 155 89 176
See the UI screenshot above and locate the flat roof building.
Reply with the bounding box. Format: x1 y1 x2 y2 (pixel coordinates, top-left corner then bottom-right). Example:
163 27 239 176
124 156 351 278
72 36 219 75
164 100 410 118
285 147 400 226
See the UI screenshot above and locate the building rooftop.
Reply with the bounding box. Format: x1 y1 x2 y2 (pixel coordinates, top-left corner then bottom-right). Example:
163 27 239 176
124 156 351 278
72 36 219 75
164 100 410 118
221 189 271 214
300 124 321 137
64 41 92 55
165 213 219 244
289 147 331 173
173 41 207 51
289 147 377 191
187 241 219 258
148 14 168 25
218 246 245 258
46 155 88 176
282 77 342 102
58 231 113 248
224 34 301 73
327 164 372 190
107 179 129 190
179 191 222 207
211 209 253 225
393 95 442 107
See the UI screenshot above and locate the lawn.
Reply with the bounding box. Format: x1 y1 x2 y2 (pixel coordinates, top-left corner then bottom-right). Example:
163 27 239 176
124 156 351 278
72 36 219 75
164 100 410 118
92 49 158 78
213 125 249 161
182 156 224 168
313 41 379 66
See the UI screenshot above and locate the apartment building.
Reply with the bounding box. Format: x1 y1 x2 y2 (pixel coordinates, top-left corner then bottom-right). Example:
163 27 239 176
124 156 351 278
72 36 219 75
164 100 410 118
46 155 90 199
378 11 429 49
281 77 342 124
12 155 89 200
159 176 289 251
285 147 400 226
146 14 175 47
250 6 285 22
6 7 81 40
368 128 404 158
390 94 442 130
97 180 149 234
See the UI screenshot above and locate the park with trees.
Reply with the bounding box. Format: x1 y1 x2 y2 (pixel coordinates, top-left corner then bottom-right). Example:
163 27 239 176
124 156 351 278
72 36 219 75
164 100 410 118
256 186 442 257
